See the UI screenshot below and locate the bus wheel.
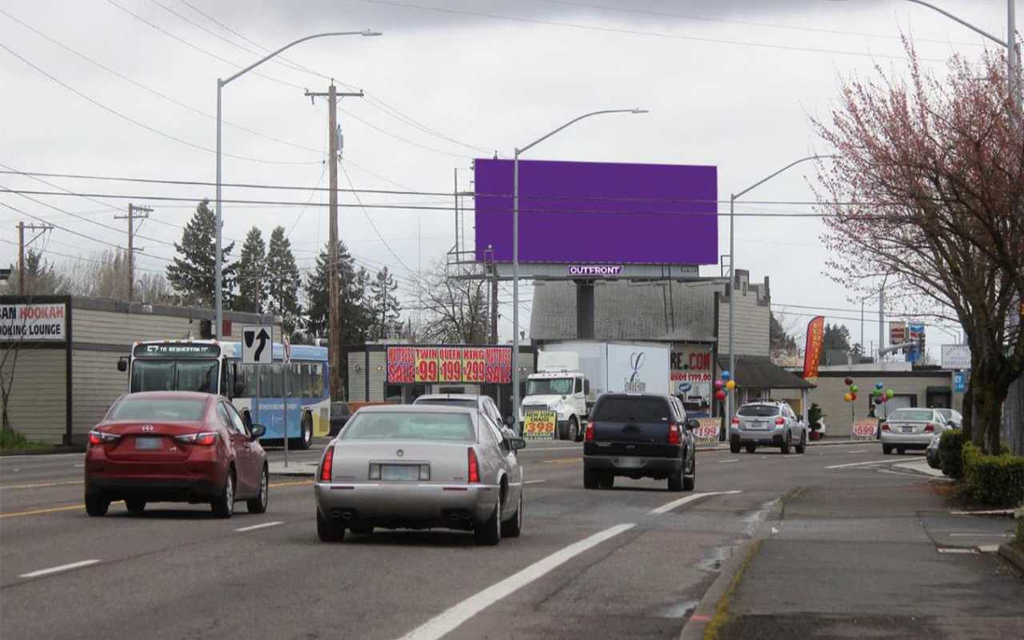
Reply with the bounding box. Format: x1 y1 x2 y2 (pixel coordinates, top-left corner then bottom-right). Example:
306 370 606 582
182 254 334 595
296 413 313 450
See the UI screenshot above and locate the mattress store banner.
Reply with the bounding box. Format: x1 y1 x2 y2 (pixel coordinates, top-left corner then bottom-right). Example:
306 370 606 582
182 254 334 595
0 303 67 342
386 346 512 384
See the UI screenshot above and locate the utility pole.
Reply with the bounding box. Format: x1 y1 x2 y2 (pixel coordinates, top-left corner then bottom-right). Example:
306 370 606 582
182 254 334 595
878 288 885 361
114 204 151 302
17 221 54 295
306 83 364 401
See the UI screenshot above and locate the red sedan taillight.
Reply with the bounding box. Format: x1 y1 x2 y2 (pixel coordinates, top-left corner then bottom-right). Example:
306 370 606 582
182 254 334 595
174 432 217 446
668 423 681 445
88 430 120 446
468 447 480 483
585 421 595 442
320 446 335 482
882 423 891 432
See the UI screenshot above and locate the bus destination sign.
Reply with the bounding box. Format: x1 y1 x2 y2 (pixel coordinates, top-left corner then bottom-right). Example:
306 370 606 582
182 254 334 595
133 343 222 358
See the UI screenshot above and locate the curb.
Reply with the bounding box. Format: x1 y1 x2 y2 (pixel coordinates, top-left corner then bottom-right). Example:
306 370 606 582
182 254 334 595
891 461 950 481
679 538 763 640
998 542 1024 575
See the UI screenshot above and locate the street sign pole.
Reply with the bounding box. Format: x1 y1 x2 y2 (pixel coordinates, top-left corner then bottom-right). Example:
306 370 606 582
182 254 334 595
282 362 288 468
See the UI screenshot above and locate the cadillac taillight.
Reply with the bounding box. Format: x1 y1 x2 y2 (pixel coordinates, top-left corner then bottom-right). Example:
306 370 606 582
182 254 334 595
468 447 480 483
320 446 335 482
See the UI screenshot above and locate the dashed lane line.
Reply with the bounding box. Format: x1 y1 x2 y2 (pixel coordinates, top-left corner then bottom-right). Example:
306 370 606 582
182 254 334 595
649 490 742 515
19 559 100 579
825 459 896 470
523 479 547 485
397 523 635 640
235 521 284 533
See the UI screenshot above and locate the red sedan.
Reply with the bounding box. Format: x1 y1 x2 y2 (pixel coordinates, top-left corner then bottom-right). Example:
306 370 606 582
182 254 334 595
84 392 269 518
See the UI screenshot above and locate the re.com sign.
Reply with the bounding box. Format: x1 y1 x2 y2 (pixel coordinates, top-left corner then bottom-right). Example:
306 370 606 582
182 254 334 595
0 303 67 342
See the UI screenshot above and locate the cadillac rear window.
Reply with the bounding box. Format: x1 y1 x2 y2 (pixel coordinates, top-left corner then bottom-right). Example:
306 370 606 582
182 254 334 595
109 398 206 422
341 412 475 442
592 397 671 422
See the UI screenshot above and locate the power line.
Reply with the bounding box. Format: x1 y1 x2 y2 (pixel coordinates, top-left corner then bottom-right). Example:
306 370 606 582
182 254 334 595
537 0 987 48
351 0 947 63
0 7 323 157
0 42 320 166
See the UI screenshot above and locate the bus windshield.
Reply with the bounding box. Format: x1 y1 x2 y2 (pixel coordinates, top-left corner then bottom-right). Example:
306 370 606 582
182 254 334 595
131 359 219 393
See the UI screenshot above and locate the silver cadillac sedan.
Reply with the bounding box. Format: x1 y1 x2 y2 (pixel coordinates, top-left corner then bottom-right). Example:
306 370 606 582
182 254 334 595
315 404 526 545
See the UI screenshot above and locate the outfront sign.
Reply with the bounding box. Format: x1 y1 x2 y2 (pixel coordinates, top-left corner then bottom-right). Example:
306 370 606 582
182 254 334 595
567 265 623 277
386 346 512 384
0 303 66 342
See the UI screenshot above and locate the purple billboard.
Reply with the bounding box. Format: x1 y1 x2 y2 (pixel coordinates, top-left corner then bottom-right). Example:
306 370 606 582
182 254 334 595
474 159 718 265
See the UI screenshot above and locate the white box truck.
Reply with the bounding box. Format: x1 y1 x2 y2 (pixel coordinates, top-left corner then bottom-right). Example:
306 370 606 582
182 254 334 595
520 341 671 441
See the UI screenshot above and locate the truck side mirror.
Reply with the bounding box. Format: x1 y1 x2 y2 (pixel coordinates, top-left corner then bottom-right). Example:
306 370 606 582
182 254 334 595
117 357 128 373
584 380 590 395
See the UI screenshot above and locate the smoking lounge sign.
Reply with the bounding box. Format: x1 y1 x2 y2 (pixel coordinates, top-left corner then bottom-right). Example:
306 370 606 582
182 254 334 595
0 304 67 342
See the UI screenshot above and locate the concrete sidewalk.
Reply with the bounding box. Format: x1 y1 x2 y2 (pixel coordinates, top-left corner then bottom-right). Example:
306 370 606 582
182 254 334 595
708 468 1024 639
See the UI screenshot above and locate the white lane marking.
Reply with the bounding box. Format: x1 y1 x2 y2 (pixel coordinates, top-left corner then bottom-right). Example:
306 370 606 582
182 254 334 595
74 463 84 468
0 480 82 491
523 479 547 485
0 453 84 461
397 523 634 640
20 559 100 579
847 450 867 454
825 459 894 470
950 509 1015 516
650 490 742 515
937 548 977 554
519 446 580 453
235 521 283 533
948 533 1009 538
978 545 1001 553
718 459 740 464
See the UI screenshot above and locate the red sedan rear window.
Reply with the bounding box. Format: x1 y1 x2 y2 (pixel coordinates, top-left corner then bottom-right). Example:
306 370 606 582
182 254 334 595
109 398 206 422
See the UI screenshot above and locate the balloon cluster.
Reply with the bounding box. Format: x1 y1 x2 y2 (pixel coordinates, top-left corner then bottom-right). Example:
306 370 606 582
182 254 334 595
842 377 859 403
869 381 895 405
714 370 735 402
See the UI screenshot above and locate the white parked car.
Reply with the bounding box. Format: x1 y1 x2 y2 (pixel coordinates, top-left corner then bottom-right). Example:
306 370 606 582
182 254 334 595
881 408 951 455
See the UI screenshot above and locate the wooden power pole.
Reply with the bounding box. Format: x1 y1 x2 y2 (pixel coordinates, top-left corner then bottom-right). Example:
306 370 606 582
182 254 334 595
17 221 54 295
305 83 363 400
115 204 151 302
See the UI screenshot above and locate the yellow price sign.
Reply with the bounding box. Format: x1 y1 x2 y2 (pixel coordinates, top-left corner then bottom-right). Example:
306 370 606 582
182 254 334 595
523 411 557 440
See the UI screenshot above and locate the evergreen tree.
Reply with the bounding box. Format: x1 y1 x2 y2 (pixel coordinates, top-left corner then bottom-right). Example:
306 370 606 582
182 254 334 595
265 226 302 337
236 227 267 314
304 240 370 343
369 266 401 340
166 199 235 307
819 323 853 365
4 250 64 295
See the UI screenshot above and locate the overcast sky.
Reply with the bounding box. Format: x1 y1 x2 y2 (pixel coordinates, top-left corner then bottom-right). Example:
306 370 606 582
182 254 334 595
1 0 1010 357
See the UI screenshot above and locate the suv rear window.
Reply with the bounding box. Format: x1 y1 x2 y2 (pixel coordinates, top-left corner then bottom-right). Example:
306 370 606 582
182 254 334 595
738 405 780 417
593 396 671 423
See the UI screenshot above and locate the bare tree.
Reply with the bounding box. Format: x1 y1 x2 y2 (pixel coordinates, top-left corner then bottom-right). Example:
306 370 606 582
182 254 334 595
813 40 1024 453
410 262 490 345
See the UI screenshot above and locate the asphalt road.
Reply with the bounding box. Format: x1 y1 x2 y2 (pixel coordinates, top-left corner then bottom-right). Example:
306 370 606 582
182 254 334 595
1 441 1017 640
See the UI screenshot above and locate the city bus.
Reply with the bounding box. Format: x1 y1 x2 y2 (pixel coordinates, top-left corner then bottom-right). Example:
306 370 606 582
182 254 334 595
119 339 330 449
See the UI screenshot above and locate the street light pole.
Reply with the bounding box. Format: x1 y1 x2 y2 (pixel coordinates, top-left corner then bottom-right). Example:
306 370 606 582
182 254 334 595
214 30 380 339
727 155 834 427
511 108 648 429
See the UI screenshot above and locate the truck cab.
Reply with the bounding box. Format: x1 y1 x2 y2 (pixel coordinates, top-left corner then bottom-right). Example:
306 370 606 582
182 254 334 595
520 352 590 441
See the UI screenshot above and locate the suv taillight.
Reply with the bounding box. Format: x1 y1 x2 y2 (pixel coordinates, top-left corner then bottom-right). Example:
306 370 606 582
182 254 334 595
775 417 785 426
468 447 480 483
668 423 680 445
731 417 740 425
585 421 595 442
319 446 335 482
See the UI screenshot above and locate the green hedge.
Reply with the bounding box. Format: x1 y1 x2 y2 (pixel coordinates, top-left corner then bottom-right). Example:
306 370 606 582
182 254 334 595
938 430 964 479
962 443 1024 507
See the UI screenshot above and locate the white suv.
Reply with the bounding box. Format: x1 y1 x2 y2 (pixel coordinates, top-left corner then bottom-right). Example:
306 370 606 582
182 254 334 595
730 401 808 455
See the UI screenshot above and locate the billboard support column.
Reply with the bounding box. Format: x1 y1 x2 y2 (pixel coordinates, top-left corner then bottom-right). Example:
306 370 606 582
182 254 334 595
576 280 595 340
512 150 521 426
